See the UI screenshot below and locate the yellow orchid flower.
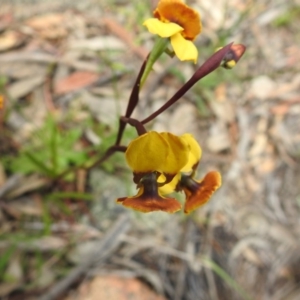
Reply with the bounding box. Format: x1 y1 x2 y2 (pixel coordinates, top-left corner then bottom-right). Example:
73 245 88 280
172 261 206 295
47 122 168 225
143 0 202 63
159 134 221 214
117 131 189 213
117 131 221 214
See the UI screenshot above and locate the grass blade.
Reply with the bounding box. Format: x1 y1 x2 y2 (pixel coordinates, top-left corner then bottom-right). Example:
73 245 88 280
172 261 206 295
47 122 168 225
201 256 253 300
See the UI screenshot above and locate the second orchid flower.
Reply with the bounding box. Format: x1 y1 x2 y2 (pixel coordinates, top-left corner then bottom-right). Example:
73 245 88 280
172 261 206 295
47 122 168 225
117 131 221 214
143 0 202 63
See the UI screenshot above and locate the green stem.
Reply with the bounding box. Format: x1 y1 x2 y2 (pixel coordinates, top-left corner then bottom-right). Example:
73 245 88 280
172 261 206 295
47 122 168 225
140 37 169 88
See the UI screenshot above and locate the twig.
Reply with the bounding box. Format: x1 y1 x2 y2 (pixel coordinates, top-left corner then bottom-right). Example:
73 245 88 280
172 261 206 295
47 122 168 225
0 174 23 199
38 214 131 300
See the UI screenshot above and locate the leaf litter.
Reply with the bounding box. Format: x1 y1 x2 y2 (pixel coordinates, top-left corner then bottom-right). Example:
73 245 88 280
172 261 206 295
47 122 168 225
0 0 300 300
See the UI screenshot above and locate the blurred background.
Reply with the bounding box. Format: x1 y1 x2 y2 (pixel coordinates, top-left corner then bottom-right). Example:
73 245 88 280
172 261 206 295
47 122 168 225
0 0 300 299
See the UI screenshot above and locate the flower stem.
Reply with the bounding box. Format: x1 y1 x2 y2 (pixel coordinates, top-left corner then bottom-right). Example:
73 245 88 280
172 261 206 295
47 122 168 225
141 43 234 125
140 37 169 88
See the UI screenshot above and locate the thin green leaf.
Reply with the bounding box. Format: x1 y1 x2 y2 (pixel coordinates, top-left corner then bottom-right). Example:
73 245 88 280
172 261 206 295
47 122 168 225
25 151 55 177
48 192 93 201
41 201 52 235
201 256 253 300
140 37 169 87
0 246 15 280
50 118 58 175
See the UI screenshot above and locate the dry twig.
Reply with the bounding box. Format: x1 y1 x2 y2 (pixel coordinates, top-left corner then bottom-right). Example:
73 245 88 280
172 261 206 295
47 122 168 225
39 214 131 300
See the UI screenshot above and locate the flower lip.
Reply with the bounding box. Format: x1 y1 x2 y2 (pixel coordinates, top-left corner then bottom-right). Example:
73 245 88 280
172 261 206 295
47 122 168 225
117 172 181 213
181 171 222 214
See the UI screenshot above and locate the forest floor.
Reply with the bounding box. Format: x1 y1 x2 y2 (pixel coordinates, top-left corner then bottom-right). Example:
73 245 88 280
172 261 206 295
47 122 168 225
0 0 300 299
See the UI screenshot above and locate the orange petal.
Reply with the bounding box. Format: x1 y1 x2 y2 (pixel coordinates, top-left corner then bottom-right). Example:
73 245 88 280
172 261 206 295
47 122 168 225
117 172 181 213
154 0 201 40
118 196 181 213
182 171 222 214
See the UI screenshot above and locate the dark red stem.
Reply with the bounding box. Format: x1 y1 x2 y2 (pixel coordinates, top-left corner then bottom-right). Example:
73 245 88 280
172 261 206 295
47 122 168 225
115 55 149 145
141 43 233 125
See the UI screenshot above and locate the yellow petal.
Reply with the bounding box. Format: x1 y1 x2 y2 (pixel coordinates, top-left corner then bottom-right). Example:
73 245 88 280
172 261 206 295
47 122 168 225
159 132 189 175
126 132 168 173
223 59 236 69
158 173 181 195
180 134 202 172
143 18 183 38
170 33 198 63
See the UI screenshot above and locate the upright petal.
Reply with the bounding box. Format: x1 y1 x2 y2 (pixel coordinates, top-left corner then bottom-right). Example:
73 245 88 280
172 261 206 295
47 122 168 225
170 33 198 63
154 0 201 40
159 132 189 175
126 132 168 173
180 133 202 172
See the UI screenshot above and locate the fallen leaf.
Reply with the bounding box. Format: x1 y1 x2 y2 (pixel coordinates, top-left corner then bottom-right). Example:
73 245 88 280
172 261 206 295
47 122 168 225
54 71 99 95
0 13 13 32
7 76 45 99
26 13 67 39
248 134 276 175
0 31 25 52
6 197 43 217
26 13 64 29
68 36 126 51
242 247 263 266
0 61 48 79
6 175 48 199
271 103 290 115
19 236 67 251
